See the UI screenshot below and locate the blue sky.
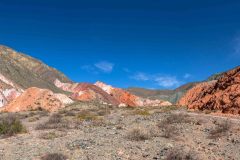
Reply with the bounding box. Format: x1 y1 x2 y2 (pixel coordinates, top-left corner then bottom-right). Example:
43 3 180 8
0 0 240 89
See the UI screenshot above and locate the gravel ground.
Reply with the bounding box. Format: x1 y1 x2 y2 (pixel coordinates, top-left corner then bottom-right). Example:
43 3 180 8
0 103 240 160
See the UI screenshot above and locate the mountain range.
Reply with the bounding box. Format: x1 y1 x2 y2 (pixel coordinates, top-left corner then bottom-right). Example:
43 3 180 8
126 72 225 104
0 45 171 112
0 45 239 115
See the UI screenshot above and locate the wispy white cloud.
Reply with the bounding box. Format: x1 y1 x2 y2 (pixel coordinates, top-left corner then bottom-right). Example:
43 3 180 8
131 72 182 88
154 76 180 88
95 61 114 73
81 61 114 74
81 65 98 74
183 73 191 79
131 72 150 81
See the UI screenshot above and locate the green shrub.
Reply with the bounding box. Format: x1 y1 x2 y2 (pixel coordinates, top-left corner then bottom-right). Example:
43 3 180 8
0 114 26 137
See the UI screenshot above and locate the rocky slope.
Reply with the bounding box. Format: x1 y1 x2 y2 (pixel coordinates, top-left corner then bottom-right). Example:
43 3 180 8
1 87 73 112
55 80 171 107
71 83 120 106
0 73 23 107
0 45 71 93
54 79 118 105
0 45 74 111
0 45 174 111
95 81 172 107
178 66 240 114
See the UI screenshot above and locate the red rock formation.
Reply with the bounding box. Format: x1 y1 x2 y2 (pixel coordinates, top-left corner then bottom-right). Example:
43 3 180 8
95 81 139 106
178 81 217 108
54 80 172 107
178 66 240 114
2 87 68 112
71 83 120 106
110 88 140 107
95 81 172 107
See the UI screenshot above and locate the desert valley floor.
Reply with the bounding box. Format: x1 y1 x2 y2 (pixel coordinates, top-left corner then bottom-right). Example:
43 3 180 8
0 102 240 160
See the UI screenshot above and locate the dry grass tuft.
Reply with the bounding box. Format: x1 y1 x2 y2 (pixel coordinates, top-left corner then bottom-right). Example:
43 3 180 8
36 113 70 130
160 106 179 112
160 125 178 138
134 109 151 116
126 128 151 141
163 113 191 124
157 113 191 138
41 153 68 160
165 148 198 160
0 113 26 137
208 120 231 139
76 110 103 121
40 131 66 140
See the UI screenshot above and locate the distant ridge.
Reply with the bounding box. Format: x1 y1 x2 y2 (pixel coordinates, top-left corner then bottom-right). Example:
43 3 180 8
126 82 198 104
0 45 71 93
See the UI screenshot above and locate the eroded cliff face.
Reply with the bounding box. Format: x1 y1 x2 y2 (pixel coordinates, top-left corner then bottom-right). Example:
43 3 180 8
178 66 240 114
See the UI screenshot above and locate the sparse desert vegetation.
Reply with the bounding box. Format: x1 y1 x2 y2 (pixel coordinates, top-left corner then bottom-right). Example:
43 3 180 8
0 2 240 159
157 113 191 138
126 127 151 141
165 147 198 160
36 113 71 130
0 103 240 159
41 153 68 160
208 120 232 139
0 114 26 137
